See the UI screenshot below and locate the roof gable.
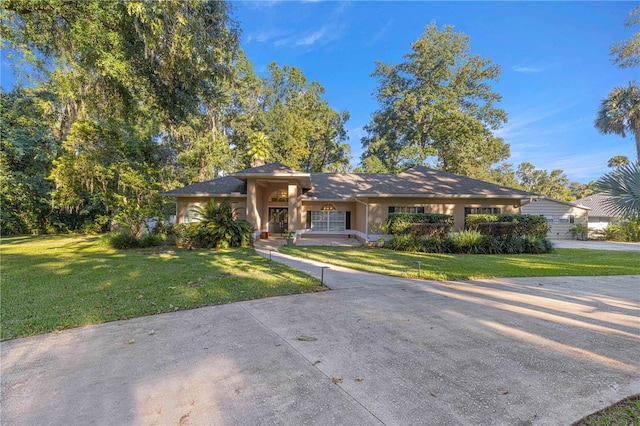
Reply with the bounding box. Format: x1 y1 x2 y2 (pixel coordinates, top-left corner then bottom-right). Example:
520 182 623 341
233 162 304 175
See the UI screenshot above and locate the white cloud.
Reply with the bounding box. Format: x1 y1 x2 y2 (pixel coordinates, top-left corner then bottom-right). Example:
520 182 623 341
512 65 542 73
294 27 328 46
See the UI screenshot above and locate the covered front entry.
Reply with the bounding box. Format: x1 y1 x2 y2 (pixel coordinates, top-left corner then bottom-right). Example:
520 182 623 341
268 207 288 235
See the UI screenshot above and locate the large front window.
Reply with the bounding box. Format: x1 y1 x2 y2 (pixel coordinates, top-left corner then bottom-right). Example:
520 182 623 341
310 211 346 232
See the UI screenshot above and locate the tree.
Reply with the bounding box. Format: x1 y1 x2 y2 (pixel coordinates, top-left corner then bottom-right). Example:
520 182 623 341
610 6 640 69
597 162 640 218
516 162 573 201
608 155 631 169
248 132 271 167
0 88 59 234
595 81 640 162
228 61 351 172
569 181 598 200
1 0 239 125
360 23 509 175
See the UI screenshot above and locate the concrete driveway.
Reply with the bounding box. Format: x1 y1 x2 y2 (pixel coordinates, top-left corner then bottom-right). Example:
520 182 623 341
552 239 640 251
2 251 639 425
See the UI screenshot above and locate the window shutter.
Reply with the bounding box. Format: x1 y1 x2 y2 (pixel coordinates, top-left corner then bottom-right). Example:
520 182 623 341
388 206 395 214
345 211 351 229
306 212 311 228
417 207 425 214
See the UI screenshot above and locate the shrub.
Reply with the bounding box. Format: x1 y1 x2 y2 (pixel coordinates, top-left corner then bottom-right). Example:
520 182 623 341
385 213 454 236
389 234 421 252
447 230 490 254
182 199 254 249
466 214 548 238
138 233 164 248
107 232 140 249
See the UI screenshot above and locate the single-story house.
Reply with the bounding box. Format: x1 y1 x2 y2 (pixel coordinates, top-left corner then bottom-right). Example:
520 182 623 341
521 197 589 239
165 162 545 243
575 193 622 234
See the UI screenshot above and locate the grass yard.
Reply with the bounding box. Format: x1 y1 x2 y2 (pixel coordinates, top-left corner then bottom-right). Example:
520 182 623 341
572 394 640 426
279 245 640 281
0 235 323 341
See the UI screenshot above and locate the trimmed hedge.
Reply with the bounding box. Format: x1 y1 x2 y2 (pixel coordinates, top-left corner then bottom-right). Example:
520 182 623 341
466 214 549 239
385 213 454 238
389 232 554 255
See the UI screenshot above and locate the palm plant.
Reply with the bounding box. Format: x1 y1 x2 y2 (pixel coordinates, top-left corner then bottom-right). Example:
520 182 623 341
597 162 640 219
186 199 254 248
595 81 640 162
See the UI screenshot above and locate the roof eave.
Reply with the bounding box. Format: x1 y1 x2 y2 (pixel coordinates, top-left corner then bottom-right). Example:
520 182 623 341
161 193 247 198
358 193 533 199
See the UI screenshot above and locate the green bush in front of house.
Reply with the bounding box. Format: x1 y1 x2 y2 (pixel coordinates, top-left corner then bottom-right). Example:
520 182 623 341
389 231 554 255
466 214 549 239
385 213 454 238
388 213 552 255
181 199 254 249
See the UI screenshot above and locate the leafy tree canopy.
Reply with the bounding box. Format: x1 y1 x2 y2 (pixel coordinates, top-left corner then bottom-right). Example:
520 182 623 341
610 6 640 69
360 23 509 176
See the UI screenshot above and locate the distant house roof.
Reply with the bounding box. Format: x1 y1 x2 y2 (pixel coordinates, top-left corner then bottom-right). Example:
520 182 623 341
576 193 621 217
165 163 538 200
163 176 246 197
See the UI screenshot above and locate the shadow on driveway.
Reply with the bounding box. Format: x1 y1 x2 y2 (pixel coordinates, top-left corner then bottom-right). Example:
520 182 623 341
2 250 639 425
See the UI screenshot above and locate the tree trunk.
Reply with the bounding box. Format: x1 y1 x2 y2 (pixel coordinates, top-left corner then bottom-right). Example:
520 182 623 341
635 131 640 164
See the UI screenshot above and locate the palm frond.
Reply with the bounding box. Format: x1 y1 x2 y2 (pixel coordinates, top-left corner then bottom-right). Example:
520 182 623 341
597 162 640 219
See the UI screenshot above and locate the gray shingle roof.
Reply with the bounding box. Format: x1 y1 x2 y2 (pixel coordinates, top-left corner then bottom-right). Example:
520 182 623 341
576 193 621 217
367 166 536 198
165 163 536 199
304 173 390 198
163 176 246 196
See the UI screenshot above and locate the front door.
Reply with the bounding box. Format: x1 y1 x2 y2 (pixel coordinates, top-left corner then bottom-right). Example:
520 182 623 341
268 208 288 235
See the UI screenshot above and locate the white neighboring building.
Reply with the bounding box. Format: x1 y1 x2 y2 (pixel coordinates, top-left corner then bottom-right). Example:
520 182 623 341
575 193 622 233
521 197 589 239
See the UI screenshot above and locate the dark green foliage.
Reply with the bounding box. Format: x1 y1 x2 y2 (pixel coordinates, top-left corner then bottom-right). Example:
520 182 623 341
181 199 254 249
107 232 141 249
595 219 640 242
389 231 553 255
385 213 454 236
466 214 549 238
138 233 164 248
106 232 164 249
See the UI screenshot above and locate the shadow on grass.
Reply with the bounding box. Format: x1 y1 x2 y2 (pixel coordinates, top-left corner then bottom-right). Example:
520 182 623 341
1 235 323 340
280 246 640 280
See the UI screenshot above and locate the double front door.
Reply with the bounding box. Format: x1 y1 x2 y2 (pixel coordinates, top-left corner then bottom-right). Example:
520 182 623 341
268 208 288 235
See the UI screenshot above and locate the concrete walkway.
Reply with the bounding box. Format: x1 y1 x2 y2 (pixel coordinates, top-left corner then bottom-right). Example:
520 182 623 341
2 249 639 425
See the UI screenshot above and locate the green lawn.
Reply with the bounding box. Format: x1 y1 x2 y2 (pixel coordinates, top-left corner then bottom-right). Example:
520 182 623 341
279 245 640 281
0 235 323 341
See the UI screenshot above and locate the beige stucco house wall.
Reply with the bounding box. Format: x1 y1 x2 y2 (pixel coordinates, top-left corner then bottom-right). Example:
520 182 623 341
166 162 540 244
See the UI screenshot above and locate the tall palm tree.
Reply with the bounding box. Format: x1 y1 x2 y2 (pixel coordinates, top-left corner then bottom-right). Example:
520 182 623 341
598 162 640 219
595 81 640 162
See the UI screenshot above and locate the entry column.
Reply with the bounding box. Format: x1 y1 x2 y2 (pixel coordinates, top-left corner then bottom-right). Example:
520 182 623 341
288 182 298 232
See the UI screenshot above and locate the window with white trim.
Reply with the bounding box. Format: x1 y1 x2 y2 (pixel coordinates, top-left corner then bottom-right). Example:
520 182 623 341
310 211 346 231
388 206 425 214
542 215 554 223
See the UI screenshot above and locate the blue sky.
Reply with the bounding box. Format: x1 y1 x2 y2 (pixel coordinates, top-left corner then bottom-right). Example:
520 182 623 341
233 1 638 183
1 1 637 183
